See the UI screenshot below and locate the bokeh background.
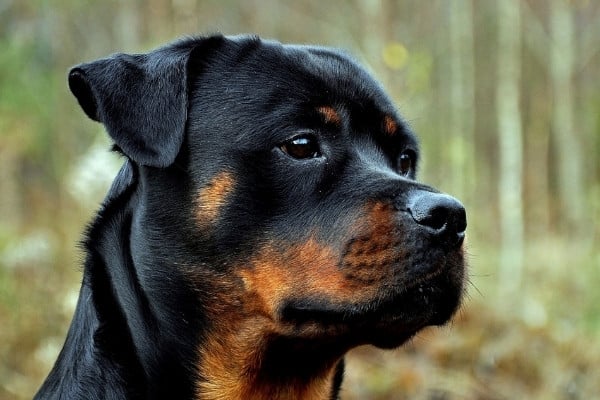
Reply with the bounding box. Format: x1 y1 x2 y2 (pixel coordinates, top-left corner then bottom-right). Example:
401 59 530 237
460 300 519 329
1 1 599 399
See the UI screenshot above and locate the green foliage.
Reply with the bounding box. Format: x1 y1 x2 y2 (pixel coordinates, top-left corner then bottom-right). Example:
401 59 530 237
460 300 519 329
0 39 58 156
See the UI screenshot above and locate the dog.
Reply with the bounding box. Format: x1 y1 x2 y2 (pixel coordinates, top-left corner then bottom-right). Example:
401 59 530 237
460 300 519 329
35 34 467 400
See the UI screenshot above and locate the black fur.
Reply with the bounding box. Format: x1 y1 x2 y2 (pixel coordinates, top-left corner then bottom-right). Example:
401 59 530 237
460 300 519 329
36 34 466 399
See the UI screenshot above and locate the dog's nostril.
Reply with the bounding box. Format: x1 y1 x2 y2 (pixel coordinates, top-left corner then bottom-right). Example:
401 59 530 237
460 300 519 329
454 208 467 234
408 192 467 240
415 206 448 230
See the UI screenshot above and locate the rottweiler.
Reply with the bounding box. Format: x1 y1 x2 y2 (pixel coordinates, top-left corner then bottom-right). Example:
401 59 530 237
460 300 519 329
35 34 467 400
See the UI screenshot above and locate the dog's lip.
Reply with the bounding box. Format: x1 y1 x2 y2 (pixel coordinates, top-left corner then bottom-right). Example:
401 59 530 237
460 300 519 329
280 272 458 330
279 246 464 332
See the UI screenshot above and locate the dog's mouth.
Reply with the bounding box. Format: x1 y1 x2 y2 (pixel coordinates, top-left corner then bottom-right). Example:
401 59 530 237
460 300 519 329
279 259 464 348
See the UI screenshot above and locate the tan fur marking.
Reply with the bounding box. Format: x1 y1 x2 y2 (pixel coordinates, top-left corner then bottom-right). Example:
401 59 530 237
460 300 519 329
383 115 398 136
197 324 337 400
195 265 341 399
316 106 342 126
195 236 367 399
342 202 402 283
195 171 235 227
240 237 378 316
195 204 402 399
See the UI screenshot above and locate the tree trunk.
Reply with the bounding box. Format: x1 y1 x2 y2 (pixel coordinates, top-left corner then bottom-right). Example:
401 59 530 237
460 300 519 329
448 0 476 202
550 0 584 234
496 0 524 297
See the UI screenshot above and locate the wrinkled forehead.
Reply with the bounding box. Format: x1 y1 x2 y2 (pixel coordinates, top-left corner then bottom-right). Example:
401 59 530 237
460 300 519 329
186 36 418 157
277 41 400 117
193 38 395 112
282 43 417 145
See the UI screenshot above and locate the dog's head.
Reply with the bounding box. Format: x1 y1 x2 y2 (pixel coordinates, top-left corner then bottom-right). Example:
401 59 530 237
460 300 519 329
70 34 466 351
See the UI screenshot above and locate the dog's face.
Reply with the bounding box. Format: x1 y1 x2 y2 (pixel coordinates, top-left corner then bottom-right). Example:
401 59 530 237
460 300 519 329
69 35 466 352
183 37 466 349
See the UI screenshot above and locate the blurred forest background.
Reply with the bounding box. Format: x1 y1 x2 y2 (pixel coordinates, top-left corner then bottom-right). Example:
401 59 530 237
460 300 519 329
1 0 599 399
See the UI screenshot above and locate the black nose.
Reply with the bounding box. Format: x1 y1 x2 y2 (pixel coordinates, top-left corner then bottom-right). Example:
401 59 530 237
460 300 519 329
407 192 467 246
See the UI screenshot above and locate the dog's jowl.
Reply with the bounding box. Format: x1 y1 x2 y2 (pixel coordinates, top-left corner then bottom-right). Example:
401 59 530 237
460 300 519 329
36 34 467 400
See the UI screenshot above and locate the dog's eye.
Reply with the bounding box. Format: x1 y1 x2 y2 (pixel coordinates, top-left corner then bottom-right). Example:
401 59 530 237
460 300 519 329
398 151 414 176
280 135 321 160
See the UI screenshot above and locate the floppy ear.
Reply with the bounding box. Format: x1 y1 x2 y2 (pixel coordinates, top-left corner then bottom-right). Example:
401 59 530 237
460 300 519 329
68 36 224 167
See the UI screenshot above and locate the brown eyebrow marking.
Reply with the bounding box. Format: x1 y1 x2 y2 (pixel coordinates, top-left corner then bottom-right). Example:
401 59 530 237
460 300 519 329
195 171 235 227
316 106 342 126
383 115 398 136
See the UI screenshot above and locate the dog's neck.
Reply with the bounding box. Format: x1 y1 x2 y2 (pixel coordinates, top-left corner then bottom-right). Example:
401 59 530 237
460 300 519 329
37 162 203 398
195 312 345 400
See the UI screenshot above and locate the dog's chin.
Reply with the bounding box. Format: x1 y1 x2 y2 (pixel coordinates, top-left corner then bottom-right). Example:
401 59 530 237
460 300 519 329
280 269 464 347
366 293 460 348
365 279 464 348
368 329 420 349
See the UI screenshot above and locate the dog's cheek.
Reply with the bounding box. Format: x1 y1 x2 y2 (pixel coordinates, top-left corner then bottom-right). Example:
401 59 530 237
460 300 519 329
235 202 408 319
237 237 380 320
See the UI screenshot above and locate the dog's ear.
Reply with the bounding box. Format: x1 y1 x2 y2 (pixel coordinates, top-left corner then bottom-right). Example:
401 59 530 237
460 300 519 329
68 36 224 167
